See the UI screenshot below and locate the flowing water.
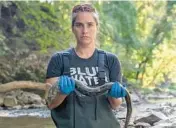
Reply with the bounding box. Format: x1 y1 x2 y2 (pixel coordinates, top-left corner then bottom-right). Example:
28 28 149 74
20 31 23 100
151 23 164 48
0 108 55 128
0 116 54 128
0 98 175 128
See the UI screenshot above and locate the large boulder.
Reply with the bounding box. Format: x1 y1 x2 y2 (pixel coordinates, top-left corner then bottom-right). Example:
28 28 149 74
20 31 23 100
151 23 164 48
16 91 43 105
0 93 4 106
1 90 45 108
3 95 18 107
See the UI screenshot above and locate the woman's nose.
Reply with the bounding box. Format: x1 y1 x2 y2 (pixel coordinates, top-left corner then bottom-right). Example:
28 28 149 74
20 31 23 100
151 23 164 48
82 25 88 33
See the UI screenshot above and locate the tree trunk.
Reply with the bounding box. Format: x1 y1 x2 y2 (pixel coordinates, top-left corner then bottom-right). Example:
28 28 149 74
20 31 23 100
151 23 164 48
0 81 47 93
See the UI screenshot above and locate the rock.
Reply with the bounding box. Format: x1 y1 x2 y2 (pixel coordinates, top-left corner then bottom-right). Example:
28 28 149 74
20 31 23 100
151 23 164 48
11 105 22 109
134 111 167 126
0 106 3 110
2 90 44 108
21 104 46 109
0 93 4 106
3 96 18 107
28 93 42 104
153 117 176 127
29 104 46 108
151 123 174 128
135 122 151 128
16 90 43 105
147 93 174 100
169 91 176 97
131 92 141 103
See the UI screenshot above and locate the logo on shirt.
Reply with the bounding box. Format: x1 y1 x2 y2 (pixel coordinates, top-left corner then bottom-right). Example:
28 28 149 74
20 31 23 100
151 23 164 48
70 67 108 86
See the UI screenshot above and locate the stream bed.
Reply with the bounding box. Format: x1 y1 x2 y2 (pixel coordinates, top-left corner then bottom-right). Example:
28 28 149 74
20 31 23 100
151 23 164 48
0 98 175 128
0 116 54 128
0 108 55 128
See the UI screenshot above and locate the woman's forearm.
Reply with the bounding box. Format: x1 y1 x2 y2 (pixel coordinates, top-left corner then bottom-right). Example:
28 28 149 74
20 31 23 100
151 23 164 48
45 77 67 109
108 97 122 109
47 93 67 109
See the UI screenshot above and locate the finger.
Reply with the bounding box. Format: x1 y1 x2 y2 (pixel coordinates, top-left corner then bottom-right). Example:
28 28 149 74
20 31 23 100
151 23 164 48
59 76 64 91
115 83 119 97
122 88 127 97
70 78 75 89
112 83 116 97
119 86 123 97
117 83 121 94
63 76 68 89
67 77 72 90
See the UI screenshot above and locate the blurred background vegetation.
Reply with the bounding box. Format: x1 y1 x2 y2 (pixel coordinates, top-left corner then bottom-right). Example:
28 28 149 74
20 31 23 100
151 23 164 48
0 1 175 90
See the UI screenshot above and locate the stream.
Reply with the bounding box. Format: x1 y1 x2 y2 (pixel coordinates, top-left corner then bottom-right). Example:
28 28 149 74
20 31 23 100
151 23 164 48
0 116 54 128
0 108 55 128
0 98 175 128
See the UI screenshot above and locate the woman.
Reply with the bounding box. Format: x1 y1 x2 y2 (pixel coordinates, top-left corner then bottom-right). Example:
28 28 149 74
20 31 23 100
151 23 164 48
46 3 126 128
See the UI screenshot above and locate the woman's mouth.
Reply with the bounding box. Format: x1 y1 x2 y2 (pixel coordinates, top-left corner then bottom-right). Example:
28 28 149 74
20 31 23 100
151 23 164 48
81 36 89 39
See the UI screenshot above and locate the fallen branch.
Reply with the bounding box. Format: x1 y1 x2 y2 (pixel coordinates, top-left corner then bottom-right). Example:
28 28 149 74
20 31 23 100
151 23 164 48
0 81 47 93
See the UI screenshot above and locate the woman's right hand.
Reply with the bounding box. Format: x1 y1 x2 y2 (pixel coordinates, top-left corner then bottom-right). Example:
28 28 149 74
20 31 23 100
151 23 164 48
58 75 75 95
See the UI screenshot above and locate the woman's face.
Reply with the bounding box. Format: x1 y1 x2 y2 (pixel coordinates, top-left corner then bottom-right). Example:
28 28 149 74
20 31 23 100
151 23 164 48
72 12 97 46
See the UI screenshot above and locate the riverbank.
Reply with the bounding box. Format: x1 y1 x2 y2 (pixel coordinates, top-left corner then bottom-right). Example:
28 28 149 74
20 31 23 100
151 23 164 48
0 89 176 128
0 101 175 128
0 116 54 128
0 86 176 128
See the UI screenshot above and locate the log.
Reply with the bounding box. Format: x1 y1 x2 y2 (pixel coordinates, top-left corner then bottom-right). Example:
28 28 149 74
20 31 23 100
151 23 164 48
0 81 47 93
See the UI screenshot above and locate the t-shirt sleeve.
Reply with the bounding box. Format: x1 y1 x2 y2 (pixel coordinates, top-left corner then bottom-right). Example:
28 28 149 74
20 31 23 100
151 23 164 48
106 53 122 83
46 52 63 79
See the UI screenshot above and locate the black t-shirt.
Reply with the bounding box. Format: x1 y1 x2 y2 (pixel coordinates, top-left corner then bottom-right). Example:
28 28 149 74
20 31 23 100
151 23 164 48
46 48 122 86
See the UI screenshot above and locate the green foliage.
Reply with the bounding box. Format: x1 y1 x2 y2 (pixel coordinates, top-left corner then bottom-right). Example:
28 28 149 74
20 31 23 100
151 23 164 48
97 1 176 87
15 1 76 52
168 84 176 91
0 1 175 88
0 34 8 56
141 88 153 95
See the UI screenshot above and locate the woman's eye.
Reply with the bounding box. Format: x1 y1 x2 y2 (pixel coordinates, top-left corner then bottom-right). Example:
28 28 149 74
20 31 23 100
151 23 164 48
88 23 93 27
75 23 82 27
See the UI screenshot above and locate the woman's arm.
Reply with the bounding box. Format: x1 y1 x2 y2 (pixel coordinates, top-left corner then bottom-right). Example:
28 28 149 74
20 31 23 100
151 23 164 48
108 97 122 109
46 77 67 109
106 53 123 109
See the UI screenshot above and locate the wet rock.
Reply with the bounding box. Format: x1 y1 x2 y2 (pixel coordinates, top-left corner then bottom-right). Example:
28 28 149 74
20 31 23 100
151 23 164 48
4 96 18 107
0 93 4 106
0 106 3 110
135 122 151 128
153 117 176 128
151 123 175 128
22 104 46 109
134 112 167 126
11 105 22 109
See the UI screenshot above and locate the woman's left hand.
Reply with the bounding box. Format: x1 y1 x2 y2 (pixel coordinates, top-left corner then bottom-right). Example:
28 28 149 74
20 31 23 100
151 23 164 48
108 82 127 98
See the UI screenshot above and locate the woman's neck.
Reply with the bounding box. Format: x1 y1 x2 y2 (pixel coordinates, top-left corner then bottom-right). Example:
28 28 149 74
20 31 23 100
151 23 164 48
75 45 96 59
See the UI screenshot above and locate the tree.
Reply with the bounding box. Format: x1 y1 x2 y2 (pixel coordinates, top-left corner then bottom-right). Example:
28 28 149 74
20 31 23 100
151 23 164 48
97 1 176 87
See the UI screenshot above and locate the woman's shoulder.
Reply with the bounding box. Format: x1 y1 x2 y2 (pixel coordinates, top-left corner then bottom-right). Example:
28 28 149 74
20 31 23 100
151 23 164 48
105 51 118 58
97 49 118 59
51 48 73 58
